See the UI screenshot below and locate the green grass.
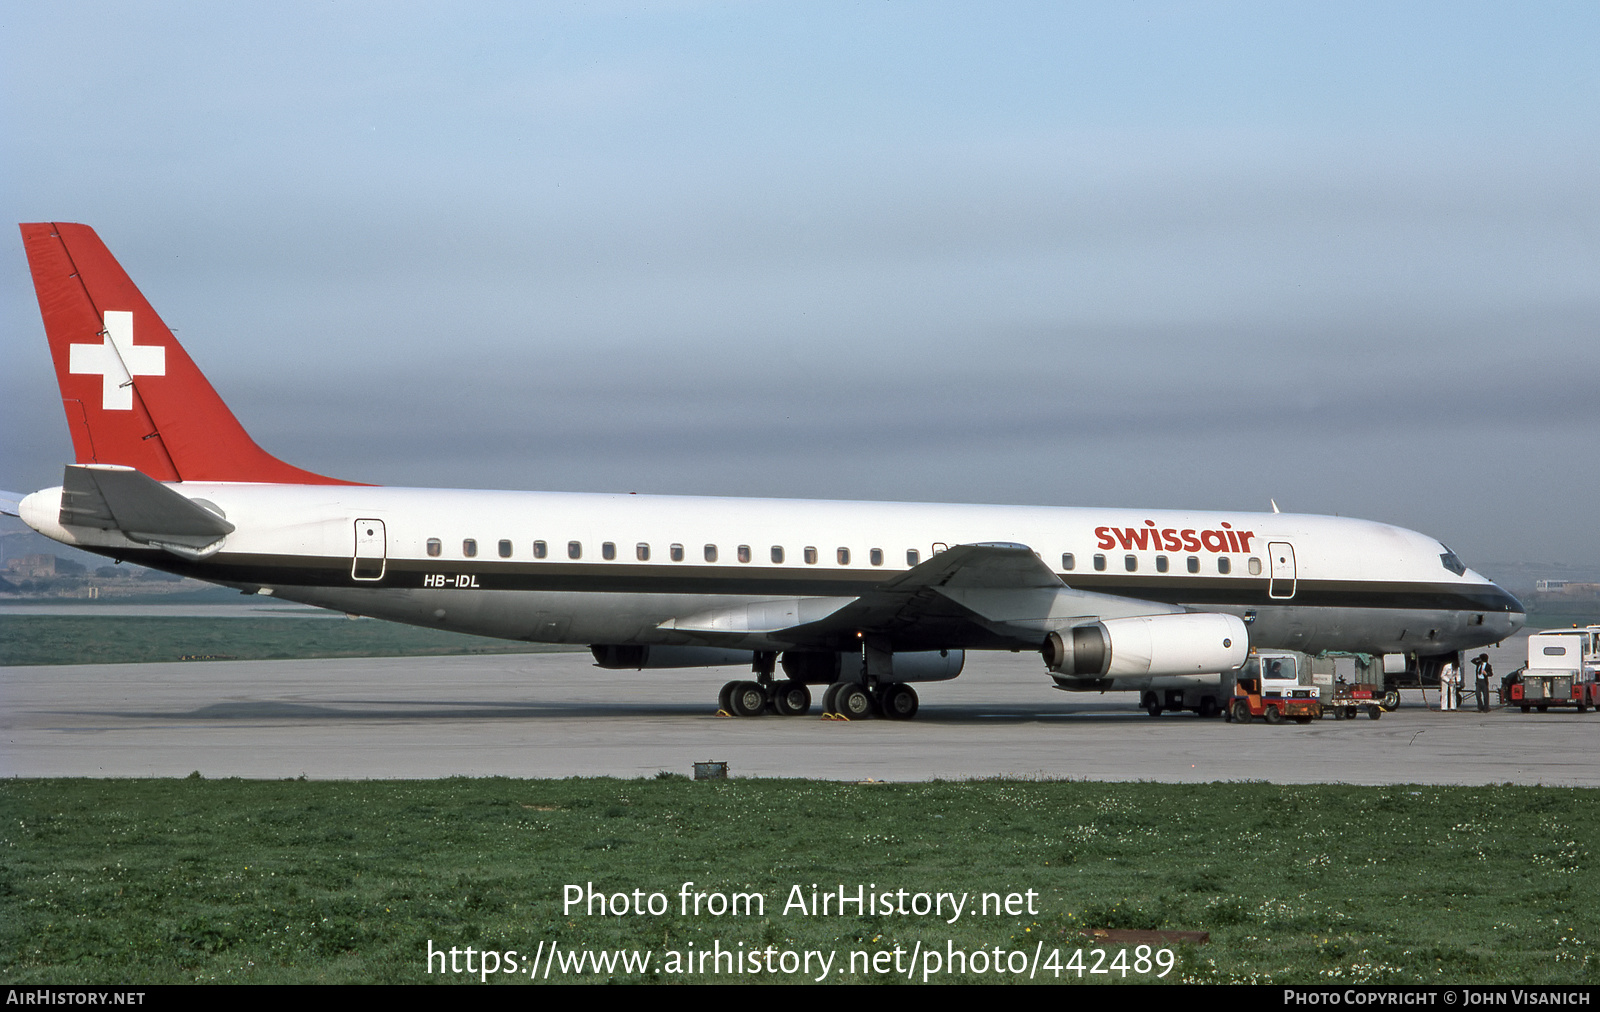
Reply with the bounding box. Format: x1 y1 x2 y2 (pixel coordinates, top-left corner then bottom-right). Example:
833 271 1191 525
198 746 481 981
1 616 571 666
1 779 1594 984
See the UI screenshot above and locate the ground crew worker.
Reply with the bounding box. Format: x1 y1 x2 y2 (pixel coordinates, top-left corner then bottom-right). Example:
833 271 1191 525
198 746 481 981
1473 654 1493 712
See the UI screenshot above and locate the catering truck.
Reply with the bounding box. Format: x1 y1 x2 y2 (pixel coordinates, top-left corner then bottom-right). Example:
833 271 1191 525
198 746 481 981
1509 626 1600 713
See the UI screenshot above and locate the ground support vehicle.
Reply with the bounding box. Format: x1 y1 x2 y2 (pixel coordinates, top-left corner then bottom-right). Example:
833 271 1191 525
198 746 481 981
1326 681 1385 720
1226 652 1323 725
1509 626 1600 713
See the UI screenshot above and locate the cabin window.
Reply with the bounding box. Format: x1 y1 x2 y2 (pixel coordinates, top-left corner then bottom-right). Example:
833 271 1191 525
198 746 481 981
1248 557 1262 575
907 549 920 566
426 538 441 557
1094 553 1106 571
568 541 582 559
670 543 684 562
1125 554 1138 572
1187 556 1199 574
704 544 718 563
1218 557 1232 574
804 546 818 564
1156 555 1168 573
837 547 851 565
533 540 547 559
637 543 650 561
463 539 478 558
1061 552 1074 571
737 545 751 563
602 542 616 561
498 539 512 558
869 548 883 566
771 546 784 563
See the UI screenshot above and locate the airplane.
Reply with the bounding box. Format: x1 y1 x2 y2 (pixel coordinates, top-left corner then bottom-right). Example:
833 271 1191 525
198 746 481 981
5 222 1525 720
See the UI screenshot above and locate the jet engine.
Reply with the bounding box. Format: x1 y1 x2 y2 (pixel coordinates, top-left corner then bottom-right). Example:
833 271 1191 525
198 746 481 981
1042 613 1248 678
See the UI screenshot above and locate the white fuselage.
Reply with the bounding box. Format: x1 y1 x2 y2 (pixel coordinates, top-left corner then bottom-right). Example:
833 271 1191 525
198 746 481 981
21 482 1524 658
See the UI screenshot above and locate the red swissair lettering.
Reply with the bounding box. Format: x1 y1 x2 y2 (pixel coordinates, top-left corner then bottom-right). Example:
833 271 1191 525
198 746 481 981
1095 520 1254 554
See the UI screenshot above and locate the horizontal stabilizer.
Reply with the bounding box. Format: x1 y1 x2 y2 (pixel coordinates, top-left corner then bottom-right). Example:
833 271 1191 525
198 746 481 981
60 464 235 558
0 491 23 517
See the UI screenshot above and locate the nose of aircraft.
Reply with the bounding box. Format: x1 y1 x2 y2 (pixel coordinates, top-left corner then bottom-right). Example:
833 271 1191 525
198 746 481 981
1493 582 1526 638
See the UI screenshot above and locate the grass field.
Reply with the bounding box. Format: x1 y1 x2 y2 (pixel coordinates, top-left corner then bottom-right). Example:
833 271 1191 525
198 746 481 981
0 615 568 666
1 778 1594 984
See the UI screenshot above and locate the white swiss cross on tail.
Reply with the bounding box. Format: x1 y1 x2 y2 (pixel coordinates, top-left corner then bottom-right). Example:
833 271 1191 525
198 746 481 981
68 310 166 410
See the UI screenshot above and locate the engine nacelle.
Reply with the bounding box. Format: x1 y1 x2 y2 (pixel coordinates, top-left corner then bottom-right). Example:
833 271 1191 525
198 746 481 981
590 645 754 669
1042 613 1248 678
781 649 966 684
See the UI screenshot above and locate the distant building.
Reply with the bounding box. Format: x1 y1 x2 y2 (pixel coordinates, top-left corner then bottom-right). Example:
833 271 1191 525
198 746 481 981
5 554 57 578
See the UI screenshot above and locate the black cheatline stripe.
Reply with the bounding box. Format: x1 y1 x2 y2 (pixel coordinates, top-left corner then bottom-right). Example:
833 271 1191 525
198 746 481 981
109 547 1524 615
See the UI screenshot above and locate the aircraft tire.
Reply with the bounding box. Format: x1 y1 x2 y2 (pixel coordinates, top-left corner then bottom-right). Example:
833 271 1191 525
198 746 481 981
1230 700 1252 724
1263 705 1284 725
880 683 918 720
718 680 739 713
728 681 768 717
770 680 811 717
835 684 874 721
822 681 847 715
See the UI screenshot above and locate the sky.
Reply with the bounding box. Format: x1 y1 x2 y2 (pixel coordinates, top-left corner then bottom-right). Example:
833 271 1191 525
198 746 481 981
2 2 1597 574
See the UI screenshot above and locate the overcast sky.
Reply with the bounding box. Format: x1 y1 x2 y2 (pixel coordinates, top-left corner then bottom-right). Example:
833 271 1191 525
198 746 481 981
3 3 1596 572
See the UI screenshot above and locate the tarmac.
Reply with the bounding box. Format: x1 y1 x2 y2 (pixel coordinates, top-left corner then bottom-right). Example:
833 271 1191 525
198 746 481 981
4 639 1595 784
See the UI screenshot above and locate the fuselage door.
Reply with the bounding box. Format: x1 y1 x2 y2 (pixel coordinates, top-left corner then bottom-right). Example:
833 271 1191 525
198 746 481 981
1267 541 1296 599
353 519 387 581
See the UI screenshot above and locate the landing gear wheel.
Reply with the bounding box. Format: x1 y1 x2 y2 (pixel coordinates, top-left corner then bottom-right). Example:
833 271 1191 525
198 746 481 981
770 680 812 716
1381 690 1401 712
834 684 874 720
727 680 767 717
823 681 848 715
879 682 919 720
1263 705 1284 725
718 680 740 713
1231 700 1252 724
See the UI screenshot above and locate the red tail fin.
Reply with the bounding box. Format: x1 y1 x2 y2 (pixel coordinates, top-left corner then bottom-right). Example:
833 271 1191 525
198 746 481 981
20 223 358 485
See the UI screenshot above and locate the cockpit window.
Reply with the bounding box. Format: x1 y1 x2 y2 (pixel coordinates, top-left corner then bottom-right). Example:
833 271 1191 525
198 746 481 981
1439 547 1466 576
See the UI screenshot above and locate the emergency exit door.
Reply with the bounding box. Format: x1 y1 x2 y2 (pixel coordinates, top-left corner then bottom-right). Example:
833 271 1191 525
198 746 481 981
1267 541 1296 599
352 519 387 581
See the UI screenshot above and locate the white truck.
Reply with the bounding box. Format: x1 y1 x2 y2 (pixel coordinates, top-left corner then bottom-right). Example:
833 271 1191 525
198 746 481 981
1509 626 1600 713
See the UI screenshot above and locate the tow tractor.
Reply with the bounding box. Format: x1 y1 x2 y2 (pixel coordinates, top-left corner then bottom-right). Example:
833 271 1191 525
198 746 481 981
1226 652 1324 724
1508 626 1600 713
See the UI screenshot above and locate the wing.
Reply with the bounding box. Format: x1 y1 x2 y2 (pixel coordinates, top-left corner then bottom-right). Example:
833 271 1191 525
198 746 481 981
658 542 1183 651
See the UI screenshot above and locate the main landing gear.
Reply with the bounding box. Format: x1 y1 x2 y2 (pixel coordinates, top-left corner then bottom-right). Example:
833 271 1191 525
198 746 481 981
717 678 920 719
717 677 920 720
718 678 812 717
